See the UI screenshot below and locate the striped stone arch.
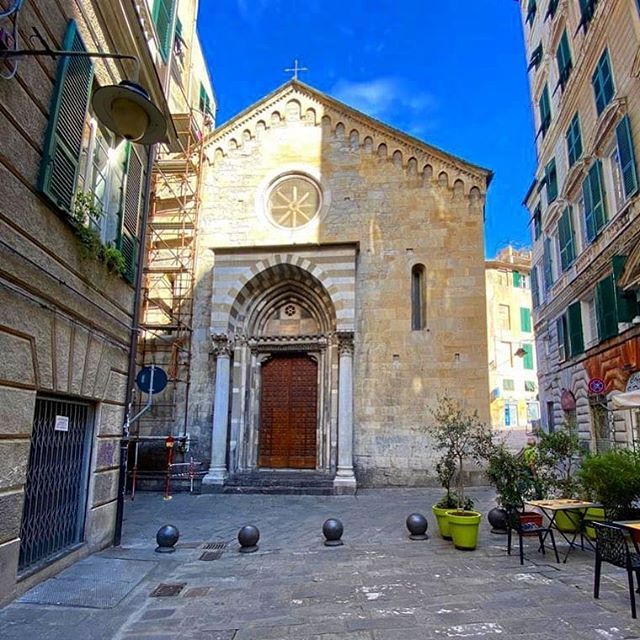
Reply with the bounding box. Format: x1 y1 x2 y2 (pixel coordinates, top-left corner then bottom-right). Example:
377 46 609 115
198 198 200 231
217 254 353 335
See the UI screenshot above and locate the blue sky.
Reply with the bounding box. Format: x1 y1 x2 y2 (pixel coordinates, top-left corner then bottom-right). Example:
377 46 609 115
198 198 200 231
198 0 536 257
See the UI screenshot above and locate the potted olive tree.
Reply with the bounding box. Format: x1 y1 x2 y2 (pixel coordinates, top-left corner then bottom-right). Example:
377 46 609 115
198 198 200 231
432 453 473 540
430 395 493 550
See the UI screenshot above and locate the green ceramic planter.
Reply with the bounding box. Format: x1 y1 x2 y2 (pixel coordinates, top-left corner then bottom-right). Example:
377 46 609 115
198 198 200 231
584 507 605 540
432 505 453 540
554 510 581 533
446 510 482 550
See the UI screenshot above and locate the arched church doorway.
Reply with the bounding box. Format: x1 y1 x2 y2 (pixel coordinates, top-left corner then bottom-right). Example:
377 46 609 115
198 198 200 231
258 353 318 468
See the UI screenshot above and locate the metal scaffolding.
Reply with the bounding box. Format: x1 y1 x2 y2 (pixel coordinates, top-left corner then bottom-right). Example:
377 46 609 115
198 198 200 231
133 108 208 440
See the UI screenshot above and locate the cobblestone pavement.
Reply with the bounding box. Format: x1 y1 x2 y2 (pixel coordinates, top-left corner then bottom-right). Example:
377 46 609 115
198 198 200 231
2 488 640 639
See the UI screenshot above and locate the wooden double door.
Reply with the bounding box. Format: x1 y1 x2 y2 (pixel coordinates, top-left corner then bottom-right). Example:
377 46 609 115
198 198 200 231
258 354 318 469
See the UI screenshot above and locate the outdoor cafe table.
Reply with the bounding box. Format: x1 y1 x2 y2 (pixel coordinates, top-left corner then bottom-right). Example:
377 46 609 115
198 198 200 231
526 498 602 562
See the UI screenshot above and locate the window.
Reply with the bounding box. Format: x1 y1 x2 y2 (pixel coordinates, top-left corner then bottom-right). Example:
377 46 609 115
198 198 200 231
527 401 541 421
38 20 144 284
592 49 615 116
521 344 534 370
556 314 569 361
531 265 540 308
199 82 212 117
528 43 543 71
556 30 573 91
524 380 536 392
582 160 607 243
503 379 515 391
499 341 514 368
546 0 559 20
547 401 555 433
567 300 584 356
152 0 176 62
532 204 542 241
578 0 598 33
613 255 640 323
521 307 532 332
581 296 599 348
505 402 519 427
566 113 583 167
543 237 554 291
498 304 511 331
545 158 558 203
558 206 576 271
526 0 537 26
595 274 618 341
174 17 185 60
538 85 552 138
614 115 639 201
411 264 426 330
513 271 529 289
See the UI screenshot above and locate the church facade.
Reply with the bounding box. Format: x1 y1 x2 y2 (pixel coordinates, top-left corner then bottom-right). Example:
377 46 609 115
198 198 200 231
186 81 491 492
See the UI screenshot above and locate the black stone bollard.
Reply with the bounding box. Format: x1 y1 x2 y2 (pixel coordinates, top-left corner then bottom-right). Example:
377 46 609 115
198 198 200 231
155 524 180 553
238 525 260 553
488 507 508 534
406 513 429 540
322 518 344 547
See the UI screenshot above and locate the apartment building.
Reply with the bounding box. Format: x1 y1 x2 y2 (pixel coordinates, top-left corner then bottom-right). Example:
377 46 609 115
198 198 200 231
486 247 540 448
520 0 640 448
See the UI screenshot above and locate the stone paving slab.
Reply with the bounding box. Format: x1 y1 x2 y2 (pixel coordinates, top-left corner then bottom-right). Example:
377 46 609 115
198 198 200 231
2 489 640 639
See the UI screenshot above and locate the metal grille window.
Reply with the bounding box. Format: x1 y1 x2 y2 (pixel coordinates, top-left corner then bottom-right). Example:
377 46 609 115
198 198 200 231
19 397 93 572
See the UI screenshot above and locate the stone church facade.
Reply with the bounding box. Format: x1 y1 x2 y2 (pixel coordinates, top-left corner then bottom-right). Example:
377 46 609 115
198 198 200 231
186 81 491 491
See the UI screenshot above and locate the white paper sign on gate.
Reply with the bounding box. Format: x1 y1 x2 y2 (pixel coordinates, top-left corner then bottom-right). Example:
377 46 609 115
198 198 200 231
54 415 69 432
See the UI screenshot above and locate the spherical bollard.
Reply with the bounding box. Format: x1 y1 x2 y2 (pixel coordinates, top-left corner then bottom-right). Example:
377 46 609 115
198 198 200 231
238 525 260 553
488 507 508 535
322 518 344 547
406 513 429 540
155 524 180 553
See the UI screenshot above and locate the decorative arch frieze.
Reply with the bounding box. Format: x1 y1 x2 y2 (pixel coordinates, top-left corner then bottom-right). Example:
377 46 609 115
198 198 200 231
204 83 489 201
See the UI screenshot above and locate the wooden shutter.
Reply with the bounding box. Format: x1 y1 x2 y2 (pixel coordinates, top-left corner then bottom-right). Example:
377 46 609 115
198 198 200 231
152 0 175 61
558 206 575 271
528 43 543 71
39 21 94 214
593 50 614 115
545 158 558 203
513 271 521 288
567 301 584 356
556 317 566 361
546 0 559 19
543 237 553 291
539 86 551 136
566 113 582 167
531 266 540 308
556 31 572 89
590 160 607 232
615 115 639 199
522 344 534 370
526 0 537 25
119 145 145 284
533 204 542 240
596 275 618 341
520 307 532 332
613 255 639 323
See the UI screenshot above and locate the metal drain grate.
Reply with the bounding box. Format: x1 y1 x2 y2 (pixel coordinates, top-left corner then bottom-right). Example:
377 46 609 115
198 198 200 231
149 583 186 597
202 541 226 550
199 550 223 561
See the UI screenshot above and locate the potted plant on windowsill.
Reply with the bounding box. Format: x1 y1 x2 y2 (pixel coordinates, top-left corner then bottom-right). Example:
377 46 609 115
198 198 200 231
430 395 493 550
579 448 640 541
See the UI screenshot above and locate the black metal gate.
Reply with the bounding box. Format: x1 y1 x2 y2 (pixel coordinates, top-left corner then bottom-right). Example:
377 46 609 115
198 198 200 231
19 396 93 572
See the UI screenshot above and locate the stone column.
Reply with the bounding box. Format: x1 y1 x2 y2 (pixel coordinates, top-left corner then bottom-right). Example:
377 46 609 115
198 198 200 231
202 334 232 489
334 332 357 494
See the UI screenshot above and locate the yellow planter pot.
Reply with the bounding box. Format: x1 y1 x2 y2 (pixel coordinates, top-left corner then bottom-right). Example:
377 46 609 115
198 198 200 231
432 505 453 540
446 510 482 550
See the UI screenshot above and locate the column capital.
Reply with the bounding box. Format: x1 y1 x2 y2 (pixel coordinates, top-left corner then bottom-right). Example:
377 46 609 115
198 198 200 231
336 331 354 356
211 333 233 357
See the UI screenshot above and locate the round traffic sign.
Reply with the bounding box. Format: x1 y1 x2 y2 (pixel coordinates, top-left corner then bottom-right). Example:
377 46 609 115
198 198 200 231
588 378 605 395
136 366 168 394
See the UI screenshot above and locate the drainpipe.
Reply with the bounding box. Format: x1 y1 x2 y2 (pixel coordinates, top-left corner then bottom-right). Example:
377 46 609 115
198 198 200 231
114 144 156 547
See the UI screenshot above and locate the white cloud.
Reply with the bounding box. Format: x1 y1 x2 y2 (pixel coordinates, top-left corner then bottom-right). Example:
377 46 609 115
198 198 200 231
330 77 437 138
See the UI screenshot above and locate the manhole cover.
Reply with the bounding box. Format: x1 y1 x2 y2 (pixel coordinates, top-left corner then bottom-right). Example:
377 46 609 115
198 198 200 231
199 550 223 561
202 542 226 550
149 583 186 597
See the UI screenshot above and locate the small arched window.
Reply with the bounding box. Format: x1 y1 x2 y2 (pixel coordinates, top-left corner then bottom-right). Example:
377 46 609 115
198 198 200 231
411 264 426 330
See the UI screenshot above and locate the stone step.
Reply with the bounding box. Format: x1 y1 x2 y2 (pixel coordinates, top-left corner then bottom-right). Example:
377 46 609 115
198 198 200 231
222 472 335 495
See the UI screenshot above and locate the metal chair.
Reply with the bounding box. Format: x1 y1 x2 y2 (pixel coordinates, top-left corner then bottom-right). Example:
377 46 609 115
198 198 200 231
506 506 560 565
593 522 640 619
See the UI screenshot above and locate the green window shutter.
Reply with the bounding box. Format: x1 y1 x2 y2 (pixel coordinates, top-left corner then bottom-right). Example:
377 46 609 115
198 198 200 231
592 49 615 116
590 160 607 232
543 237 553 291
596 275 618 341
566 113 582 167
533 204 542 240
546 0 559 20
556 30 573 90
531 266 540 308
615 115 639 199
556 316 567 360
513 271 521 288
567 301 584 356
520 307 532 332
582 171 596 243
199 83 211 115
39 21 94 214
526 0 537 25
528 43 543 71
545 158 558 203
152 0 176 61
558 206 575 271
578 0 597 32
175 16 183 40
119 145 145 284
522 344 534 370
538 86 551 137
613 255 640 323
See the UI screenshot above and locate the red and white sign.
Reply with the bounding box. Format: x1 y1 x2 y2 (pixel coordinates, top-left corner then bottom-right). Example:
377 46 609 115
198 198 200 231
588 378 606 395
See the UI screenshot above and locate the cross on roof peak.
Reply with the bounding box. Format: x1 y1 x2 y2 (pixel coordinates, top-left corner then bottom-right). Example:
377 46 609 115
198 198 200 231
284 59 308 81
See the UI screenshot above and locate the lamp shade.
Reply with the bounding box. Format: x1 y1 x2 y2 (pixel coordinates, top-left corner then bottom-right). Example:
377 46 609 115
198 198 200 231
92 80 167 145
